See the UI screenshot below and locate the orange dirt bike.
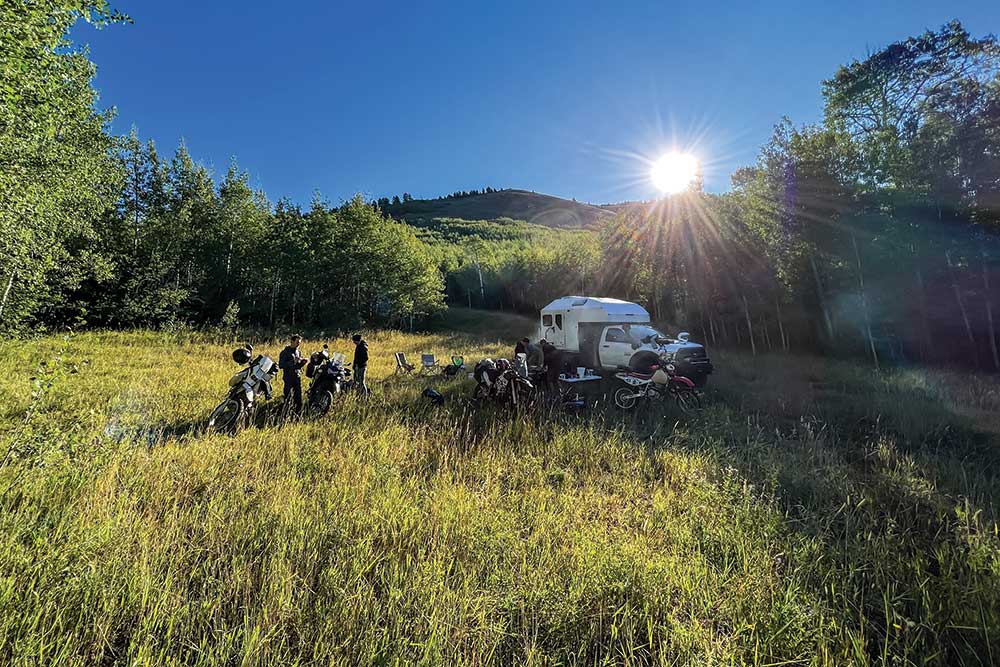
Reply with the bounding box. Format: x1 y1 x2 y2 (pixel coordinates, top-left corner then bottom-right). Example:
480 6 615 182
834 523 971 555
612 362 701 413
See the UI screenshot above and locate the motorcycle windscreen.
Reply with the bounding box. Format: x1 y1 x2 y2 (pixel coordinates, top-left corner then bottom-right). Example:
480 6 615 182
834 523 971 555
251 358 275 381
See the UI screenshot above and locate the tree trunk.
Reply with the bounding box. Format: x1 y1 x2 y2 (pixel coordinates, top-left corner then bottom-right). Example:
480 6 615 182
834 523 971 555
775 298 788 351
809 255 834 343
982 252 998 371
914 261 932 364
761 316 772 352
852 233 879 370
946 250 978 369
708 313 717 345
0 269 15 323
742 294 756 356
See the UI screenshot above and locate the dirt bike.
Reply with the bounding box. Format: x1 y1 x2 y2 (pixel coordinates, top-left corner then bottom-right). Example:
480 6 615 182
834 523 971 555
303 345 352 418
471 359 537 411
613 362 701 413
207 344 279 434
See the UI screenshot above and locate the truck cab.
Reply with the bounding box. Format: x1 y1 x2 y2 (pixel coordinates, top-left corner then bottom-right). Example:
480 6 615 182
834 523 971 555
538 296 714 386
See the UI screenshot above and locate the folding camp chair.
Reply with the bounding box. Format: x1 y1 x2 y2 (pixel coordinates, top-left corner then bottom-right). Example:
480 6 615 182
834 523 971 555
394 352 415 375
442 355 465 379
419 353 440 375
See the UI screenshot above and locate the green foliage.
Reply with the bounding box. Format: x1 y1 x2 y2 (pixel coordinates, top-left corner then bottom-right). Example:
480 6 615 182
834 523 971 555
0 0 127 331
413 217 600 310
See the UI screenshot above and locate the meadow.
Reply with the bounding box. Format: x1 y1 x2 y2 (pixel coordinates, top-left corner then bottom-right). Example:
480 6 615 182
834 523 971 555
1 314 998 666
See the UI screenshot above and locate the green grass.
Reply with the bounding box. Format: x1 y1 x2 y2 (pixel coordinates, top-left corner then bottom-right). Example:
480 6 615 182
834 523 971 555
0 323 998 665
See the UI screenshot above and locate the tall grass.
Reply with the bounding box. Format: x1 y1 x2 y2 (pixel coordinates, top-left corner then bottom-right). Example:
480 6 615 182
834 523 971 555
0 328 998 665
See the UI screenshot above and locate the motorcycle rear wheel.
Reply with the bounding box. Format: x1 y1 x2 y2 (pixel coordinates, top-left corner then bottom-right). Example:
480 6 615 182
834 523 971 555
673 390 701 413
208 399 244 434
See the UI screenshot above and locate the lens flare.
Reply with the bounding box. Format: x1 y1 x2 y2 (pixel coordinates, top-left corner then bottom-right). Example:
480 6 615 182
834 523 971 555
650 152 699 194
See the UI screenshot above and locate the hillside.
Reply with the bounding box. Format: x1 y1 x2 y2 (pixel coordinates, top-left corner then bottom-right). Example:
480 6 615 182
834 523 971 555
385 189 614 229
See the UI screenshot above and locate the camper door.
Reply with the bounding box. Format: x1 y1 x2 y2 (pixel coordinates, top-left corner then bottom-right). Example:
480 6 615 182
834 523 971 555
541 312 566 349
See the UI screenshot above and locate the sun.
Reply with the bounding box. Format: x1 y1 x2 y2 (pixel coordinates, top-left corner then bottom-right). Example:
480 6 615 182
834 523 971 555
650 152 699 194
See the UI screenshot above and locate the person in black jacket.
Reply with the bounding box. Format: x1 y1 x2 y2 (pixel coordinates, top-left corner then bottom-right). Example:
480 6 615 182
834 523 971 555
278 334 307 414
540 339 561 389
352 334 370 395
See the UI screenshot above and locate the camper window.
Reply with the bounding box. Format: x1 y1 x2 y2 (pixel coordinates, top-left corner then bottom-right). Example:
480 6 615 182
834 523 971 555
542 314 553 327
554 314 563 329
605 327 629 343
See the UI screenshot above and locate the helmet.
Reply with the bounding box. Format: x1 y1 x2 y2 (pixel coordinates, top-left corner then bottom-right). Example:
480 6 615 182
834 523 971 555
310 351 324 365
496 359 512 371
232 348 252 365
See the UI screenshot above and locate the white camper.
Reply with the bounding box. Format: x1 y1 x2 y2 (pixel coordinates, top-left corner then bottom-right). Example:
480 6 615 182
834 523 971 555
539 296 650 352
537 296 714 385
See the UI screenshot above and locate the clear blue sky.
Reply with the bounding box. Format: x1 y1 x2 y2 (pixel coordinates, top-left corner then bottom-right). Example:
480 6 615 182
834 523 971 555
77 1 1000 206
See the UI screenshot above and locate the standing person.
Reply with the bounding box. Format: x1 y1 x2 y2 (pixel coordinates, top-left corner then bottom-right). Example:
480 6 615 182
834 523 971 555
540 338 561 389
526 339 544 369
279 334 307 415
514 337 529 359
351 334 370 395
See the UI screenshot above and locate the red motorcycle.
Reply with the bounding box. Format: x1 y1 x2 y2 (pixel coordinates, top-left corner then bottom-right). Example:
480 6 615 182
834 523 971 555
613 362 701 413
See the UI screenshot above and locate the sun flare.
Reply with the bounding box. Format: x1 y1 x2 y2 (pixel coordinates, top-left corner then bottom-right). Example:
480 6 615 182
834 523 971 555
650 152 699 194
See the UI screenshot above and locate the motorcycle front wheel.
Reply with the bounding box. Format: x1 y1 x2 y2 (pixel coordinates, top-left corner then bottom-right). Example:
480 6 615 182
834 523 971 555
308 390 334 419
208 398 244 434
511 381 536 412
614 387 640 410
469 383 490 407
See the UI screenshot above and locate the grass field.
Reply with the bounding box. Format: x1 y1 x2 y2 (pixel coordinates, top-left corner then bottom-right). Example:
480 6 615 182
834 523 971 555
1 319 999 665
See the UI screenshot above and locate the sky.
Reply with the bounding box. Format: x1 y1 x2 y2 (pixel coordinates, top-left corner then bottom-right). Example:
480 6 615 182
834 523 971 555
77 1 1000 206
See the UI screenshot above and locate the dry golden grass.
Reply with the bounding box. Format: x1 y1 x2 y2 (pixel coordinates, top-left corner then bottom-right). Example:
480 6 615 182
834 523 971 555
1 324 998 665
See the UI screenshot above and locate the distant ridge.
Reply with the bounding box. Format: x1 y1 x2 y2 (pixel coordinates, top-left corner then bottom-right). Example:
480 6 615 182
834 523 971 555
385 189 614 229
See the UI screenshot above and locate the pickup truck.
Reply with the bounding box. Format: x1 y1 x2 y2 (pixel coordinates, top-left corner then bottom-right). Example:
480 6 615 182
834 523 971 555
538 296 714 386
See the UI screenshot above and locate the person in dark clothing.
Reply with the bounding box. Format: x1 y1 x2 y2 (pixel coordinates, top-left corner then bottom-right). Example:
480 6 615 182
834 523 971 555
540 339 561 389
526 340 544 368
514 337 529 359
278 334 307 414
352 334 370 395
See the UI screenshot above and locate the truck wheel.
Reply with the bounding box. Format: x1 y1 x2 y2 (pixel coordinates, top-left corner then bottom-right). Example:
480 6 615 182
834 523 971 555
614 387 639 410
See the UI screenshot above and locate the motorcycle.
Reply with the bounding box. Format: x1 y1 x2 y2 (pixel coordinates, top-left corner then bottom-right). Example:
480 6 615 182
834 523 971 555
207 344 279 433
471 358 537 411
304 345 352 418
613 361 701 413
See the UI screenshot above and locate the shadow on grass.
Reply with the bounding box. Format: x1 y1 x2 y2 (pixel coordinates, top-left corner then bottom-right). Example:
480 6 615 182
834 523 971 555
617 353 1000 664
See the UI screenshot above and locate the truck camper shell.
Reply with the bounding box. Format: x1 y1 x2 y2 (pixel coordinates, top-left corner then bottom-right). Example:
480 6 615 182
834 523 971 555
539 296 650 361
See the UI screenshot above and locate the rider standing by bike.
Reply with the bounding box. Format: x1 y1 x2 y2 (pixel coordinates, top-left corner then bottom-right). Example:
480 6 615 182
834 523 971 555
279 334 307 414
352 334 370 395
